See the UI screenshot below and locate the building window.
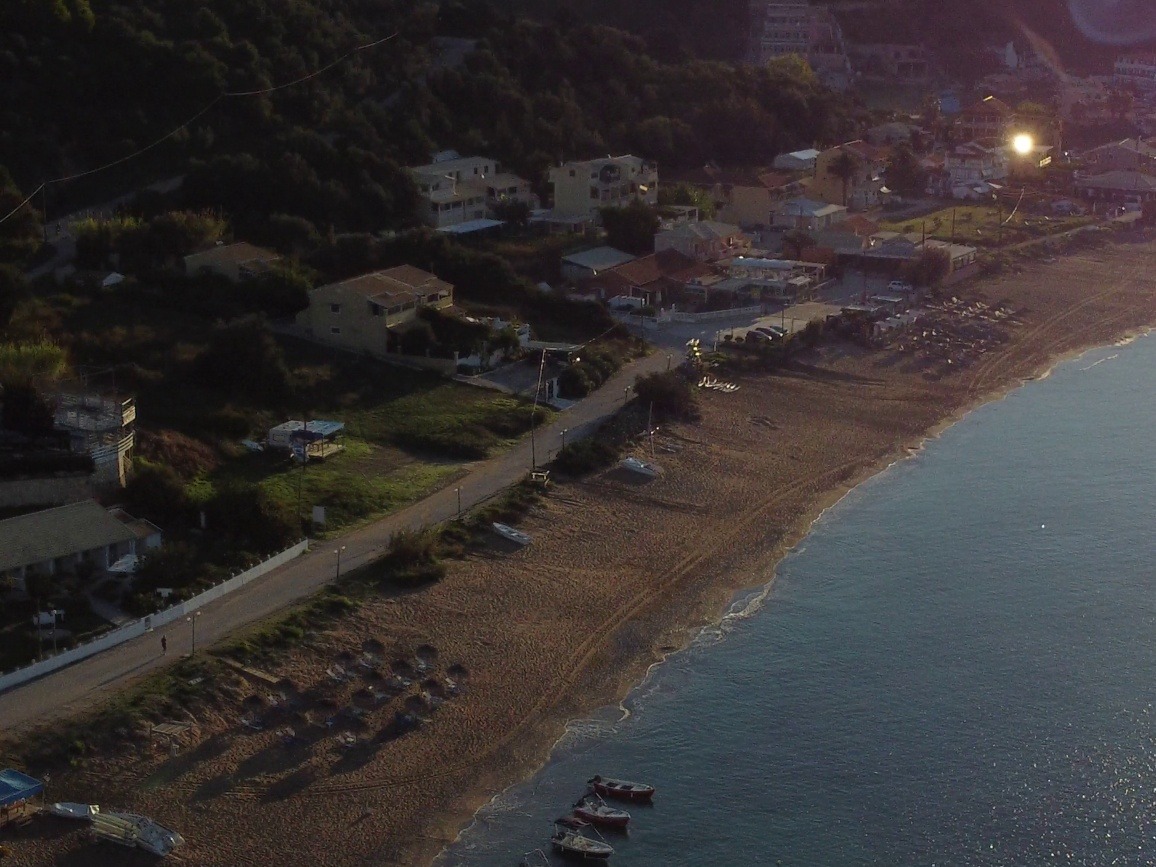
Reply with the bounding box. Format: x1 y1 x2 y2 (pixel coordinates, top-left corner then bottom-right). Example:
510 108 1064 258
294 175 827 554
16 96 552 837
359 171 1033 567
330 303 341 314
330 326 341 335
590 186 599 200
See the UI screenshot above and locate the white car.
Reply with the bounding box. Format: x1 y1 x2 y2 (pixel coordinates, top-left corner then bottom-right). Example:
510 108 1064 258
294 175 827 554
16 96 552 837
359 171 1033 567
887 280 913 293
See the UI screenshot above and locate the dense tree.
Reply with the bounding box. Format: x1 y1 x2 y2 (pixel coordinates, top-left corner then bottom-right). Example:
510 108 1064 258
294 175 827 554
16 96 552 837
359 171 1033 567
901 248 952 288
885 143 927 198
195 317 290 399
600 201 660 255
0 168 42 265
826 151 860 207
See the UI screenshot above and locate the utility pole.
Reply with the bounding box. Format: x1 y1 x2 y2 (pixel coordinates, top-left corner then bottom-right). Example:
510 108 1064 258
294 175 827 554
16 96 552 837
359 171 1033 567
40 184 48 243
950 208 957 245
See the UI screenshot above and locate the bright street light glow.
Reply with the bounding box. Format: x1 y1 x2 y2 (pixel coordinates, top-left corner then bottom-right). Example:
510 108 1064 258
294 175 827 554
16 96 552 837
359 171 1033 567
1012 133 1034 155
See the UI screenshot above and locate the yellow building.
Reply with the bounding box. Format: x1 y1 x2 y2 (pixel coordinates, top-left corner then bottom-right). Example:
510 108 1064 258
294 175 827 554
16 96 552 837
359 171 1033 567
548 155 658 220
296 266 454 356
809 141 888 210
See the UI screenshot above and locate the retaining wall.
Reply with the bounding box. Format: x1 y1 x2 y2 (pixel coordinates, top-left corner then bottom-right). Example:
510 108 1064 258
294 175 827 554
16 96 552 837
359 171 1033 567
0 539 309 694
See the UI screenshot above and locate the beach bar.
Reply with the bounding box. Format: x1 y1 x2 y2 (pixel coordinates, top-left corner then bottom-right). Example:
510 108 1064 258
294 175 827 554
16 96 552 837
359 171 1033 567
0 769 44 827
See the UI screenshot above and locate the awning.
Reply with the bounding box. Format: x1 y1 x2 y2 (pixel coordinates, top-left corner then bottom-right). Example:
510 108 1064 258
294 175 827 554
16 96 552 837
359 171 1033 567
108 554 140 574
0 769 43 807
436 218 504 234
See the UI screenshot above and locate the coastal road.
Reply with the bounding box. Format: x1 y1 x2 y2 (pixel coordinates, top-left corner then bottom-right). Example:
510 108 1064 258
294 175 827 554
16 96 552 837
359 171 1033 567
0 350 671 733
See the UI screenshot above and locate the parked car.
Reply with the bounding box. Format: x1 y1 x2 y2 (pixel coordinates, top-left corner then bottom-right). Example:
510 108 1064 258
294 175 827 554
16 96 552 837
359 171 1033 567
887 280 913 293
755 327 783 340
766 324 789 336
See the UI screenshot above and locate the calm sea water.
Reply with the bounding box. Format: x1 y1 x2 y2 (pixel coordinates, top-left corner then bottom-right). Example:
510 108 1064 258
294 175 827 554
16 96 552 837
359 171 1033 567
439 334 1156 867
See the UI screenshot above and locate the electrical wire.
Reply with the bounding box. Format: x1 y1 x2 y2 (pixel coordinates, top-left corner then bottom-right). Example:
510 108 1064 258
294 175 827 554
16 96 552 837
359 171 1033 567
0 31 399 228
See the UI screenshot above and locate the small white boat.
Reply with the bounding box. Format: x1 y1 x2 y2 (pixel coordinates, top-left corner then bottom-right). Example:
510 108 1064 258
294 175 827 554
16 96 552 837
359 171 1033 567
92 812 184 856
619 457 659 477
48 802 99 821
491 522 532 546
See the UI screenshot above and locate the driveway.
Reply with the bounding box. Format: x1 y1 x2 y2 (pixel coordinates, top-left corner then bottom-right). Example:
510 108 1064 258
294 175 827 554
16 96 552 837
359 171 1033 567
0 349 672 732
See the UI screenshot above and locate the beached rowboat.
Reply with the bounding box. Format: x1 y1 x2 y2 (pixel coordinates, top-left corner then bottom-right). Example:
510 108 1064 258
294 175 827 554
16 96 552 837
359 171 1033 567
47 802 99 821
588 775 655 803
573 796 630 829
619 457 659 477
550 823 614 860
491 522 532 546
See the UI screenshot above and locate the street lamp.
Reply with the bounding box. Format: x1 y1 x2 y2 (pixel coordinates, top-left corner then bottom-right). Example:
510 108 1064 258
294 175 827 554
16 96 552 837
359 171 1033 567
623 386 631 406
186 610 202 657
334 546 347 581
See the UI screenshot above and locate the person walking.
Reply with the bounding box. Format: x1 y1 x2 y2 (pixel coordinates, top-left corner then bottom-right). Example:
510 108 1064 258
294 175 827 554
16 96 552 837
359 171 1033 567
161 635 167 656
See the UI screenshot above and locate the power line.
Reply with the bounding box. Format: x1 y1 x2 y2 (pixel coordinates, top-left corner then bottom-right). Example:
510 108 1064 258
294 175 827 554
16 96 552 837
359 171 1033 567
0 31 399 228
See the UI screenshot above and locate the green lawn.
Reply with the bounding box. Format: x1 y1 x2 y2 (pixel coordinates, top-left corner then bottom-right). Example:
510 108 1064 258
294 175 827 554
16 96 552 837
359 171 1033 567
16 283 549 537
881 205 1094 248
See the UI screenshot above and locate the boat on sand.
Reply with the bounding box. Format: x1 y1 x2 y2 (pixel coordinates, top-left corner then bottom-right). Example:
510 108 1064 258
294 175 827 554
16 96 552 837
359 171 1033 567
47 802 99 821
491 522 531 546
619 457 659 477
588 775 655 803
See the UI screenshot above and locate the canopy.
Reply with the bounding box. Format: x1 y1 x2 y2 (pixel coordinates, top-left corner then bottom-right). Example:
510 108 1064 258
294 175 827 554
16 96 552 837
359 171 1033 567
0 769 43 807
108 554 141 574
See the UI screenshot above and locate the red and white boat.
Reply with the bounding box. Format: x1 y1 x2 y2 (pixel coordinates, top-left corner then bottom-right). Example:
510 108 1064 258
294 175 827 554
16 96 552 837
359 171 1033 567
587 775 655 803
573 795 630 829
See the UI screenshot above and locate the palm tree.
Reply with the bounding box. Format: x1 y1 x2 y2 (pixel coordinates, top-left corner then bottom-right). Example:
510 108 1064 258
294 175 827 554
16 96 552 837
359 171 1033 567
827 150 860 207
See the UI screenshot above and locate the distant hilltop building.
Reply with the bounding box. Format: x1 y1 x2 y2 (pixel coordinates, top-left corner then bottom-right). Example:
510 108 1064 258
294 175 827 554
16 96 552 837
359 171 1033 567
1115 53 1156 91
746 0 853 90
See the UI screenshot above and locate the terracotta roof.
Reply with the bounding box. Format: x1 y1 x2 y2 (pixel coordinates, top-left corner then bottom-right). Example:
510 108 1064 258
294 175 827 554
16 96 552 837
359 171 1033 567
184 242 280 269
1079 170 1156 191
317 267 453 303
666 165 799 189
841 215 881 236
963 95 1015 116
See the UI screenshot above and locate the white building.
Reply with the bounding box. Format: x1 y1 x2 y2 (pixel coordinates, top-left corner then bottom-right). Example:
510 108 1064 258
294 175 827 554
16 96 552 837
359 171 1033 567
1115 54 1156 91
409 154 534 228
772 197 848 231
772 148 821 172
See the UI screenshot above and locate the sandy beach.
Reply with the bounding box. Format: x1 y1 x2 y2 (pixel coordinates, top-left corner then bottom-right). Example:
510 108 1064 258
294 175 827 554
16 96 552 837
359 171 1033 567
6 234 1156 866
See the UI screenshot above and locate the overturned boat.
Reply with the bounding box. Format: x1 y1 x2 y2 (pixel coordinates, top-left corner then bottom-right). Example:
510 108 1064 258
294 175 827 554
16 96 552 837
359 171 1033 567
91 811 185 856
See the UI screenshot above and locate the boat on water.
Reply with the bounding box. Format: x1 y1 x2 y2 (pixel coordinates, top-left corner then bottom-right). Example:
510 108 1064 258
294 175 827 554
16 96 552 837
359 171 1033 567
588 775 655 803
573 794 630 829
491 522 532 546
550 822 614 861
619 456 659 477
47 802 99 821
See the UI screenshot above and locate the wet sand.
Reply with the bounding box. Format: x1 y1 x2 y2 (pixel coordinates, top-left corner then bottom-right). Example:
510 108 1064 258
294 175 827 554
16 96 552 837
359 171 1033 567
6 237 1156 866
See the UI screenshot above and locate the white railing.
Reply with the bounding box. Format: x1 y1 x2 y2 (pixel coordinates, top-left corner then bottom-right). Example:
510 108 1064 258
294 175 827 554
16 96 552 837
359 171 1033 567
0 539 309 694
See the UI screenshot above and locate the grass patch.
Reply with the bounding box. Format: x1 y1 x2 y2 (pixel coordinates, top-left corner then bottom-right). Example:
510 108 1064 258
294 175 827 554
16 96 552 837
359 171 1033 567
880 205 1095 249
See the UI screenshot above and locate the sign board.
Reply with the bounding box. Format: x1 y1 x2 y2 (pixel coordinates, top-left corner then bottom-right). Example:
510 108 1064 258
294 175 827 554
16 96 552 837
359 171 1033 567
312 506 326 525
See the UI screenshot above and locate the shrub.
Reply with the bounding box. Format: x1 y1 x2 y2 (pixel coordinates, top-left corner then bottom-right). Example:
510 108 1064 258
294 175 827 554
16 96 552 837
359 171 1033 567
553 438 619 476
633 371 699 421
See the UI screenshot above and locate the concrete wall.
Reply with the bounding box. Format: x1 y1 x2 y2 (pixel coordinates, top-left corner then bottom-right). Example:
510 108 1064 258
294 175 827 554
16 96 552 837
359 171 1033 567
0 539 309 694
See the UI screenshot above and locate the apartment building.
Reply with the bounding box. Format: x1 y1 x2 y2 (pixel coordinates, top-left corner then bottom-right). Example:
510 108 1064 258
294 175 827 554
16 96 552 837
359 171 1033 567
548 156 658 221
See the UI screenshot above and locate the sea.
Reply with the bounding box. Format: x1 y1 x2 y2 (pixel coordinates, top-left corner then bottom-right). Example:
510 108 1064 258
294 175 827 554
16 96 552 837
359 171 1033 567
438 333 1156 867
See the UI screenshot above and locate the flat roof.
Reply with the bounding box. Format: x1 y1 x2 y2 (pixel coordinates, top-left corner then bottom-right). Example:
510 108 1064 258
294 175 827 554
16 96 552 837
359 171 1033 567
437 218 505 234
562 246 637 272
0 501 137 574
270 420 345 438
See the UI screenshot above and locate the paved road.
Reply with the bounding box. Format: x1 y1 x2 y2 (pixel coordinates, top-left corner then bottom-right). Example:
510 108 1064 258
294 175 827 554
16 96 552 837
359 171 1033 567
0 350 670 733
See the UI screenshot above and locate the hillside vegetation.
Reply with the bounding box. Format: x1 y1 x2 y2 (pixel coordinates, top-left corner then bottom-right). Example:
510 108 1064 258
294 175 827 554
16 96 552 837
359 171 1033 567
0 0 850 242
